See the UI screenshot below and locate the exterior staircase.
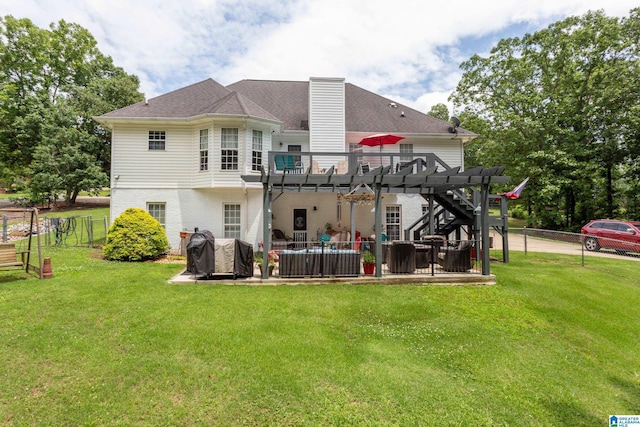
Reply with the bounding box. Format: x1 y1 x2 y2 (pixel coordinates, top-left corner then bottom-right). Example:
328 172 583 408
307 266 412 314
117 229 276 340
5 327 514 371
403 163 484 241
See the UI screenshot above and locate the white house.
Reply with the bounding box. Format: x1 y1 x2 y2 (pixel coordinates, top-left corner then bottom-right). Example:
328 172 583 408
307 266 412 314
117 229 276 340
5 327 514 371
96 77 480 253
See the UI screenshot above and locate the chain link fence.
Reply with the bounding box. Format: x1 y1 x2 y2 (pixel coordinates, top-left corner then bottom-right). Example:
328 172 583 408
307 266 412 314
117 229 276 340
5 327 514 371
508 227 640 265
2 212 109 248
42 216 109 247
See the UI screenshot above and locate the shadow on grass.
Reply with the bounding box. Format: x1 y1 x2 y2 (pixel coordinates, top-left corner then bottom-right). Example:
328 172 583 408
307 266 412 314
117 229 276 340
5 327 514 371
610 376 640 412
0 272 31 283
542 399 601 425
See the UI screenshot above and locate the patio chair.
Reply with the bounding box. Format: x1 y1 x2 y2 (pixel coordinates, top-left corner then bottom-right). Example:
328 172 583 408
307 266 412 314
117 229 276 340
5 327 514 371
437 240 473 272
272 229 295 250
329 230 350 249
335 160 348 174
395 161 414 174
388 241 416 273
274 154 303 174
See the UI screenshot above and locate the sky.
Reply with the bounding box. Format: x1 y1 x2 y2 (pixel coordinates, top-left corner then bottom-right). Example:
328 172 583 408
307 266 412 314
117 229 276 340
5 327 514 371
1 0 637 114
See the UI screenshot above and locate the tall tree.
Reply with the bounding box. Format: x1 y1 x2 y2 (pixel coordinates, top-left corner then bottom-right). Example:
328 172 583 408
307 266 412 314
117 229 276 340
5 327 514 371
450 8 640 230
427 103 450 121
28 100 108 205
0 16 143 202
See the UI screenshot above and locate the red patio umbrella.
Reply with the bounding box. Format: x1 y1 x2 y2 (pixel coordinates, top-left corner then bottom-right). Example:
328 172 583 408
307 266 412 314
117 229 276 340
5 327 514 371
358 133 405 152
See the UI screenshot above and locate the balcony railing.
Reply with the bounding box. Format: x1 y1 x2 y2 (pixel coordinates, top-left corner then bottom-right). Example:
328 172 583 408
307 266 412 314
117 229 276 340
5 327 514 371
267 151 446 175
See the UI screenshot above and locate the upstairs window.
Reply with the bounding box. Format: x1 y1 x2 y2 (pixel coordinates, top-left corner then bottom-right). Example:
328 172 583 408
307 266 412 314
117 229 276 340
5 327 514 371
399 143 413 162
252 130 263 171
149 131 166 150
224 204 241 238
221 128 238 170
349 143 363 153
199 129 209 171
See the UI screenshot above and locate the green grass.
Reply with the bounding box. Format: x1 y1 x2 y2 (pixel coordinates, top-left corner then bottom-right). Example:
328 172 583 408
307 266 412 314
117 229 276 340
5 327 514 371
489 206 527 228
0 189 110 200
0 249 638 425
0 192 25 200
38 206 109 218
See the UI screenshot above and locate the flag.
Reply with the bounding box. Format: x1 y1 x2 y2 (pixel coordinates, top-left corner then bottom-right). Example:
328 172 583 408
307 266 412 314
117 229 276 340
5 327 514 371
503 177 529 200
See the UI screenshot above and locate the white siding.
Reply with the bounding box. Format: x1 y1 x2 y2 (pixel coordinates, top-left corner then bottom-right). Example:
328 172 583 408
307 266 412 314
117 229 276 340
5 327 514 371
111 123 194 188
309 77 345 169
424 140 464 169
111 187 264 251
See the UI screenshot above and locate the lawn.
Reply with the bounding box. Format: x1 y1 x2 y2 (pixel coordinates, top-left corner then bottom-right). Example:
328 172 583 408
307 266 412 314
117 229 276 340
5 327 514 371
0 189 110 200
0 248 638 425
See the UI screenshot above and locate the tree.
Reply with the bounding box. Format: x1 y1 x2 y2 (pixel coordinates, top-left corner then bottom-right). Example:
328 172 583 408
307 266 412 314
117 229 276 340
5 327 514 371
427 103 450 121
27 101 108 205
450 8 640 230
0 16 143 201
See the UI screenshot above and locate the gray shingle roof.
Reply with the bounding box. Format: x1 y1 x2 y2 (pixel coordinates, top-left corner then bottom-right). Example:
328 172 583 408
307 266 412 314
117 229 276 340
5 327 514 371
99 77 471 136
98 78 279 123
228 79 470 135
345 83 465 134
227 80 308 131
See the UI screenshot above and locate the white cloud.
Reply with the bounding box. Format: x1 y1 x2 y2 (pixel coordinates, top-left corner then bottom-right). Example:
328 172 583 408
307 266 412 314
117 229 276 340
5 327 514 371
1 0 637 110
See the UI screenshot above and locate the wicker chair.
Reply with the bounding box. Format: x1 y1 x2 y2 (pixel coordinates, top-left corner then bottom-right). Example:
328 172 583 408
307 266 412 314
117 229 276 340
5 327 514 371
272 229 294 250
388 241 416 273
437 240 473 272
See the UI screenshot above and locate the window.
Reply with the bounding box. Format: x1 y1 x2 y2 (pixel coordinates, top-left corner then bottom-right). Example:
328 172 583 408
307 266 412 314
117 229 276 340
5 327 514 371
251 130 263 171
199 129 209 171
149 131 166 150
221 128 238 170
147 203 166 228
385 205 401 241
224 204 241 238
399 143 413 162
349 143 363 153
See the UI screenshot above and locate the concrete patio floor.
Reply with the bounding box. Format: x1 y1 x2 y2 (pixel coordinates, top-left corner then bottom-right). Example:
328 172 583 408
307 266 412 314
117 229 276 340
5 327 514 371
168 269 496 286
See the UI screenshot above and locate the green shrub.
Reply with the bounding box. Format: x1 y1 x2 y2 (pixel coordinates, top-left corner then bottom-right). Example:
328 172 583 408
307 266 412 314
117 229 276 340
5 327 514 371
103 208 169 261
510 204 528 220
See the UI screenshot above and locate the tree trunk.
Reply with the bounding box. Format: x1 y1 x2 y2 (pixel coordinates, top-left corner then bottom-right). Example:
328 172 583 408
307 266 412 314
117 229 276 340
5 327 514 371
605 165 614 218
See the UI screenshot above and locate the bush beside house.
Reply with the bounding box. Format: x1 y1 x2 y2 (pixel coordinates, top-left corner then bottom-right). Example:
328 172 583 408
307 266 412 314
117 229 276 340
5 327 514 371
103 208 169 261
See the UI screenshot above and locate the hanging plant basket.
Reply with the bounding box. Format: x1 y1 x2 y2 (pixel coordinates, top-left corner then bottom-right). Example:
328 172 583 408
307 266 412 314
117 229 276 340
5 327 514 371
343 183 375 205
343 193 375 203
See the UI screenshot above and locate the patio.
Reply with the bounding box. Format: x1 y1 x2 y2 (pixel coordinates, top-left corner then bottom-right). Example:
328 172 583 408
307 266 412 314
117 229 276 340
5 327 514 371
242 151 509 280
169 256 495 285
169 272 495 286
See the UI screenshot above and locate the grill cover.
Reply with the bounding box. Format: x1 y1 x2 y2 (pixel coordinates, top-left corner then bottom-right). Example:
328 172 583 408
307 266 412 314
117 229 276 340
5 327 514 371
186 232 253 278
214 238 254 278
186 231 216 276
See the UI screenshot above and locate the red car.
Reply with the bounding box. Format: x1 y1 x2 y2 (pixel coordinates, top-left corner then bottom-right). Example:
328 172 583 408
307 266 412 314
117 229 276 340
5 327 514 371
581 219 640 253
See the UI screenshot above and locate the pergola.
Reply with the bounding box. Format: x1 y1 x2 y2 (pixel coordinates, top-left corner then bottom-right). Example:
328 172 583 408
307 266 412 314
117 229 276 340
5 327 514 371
242 152 510 279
